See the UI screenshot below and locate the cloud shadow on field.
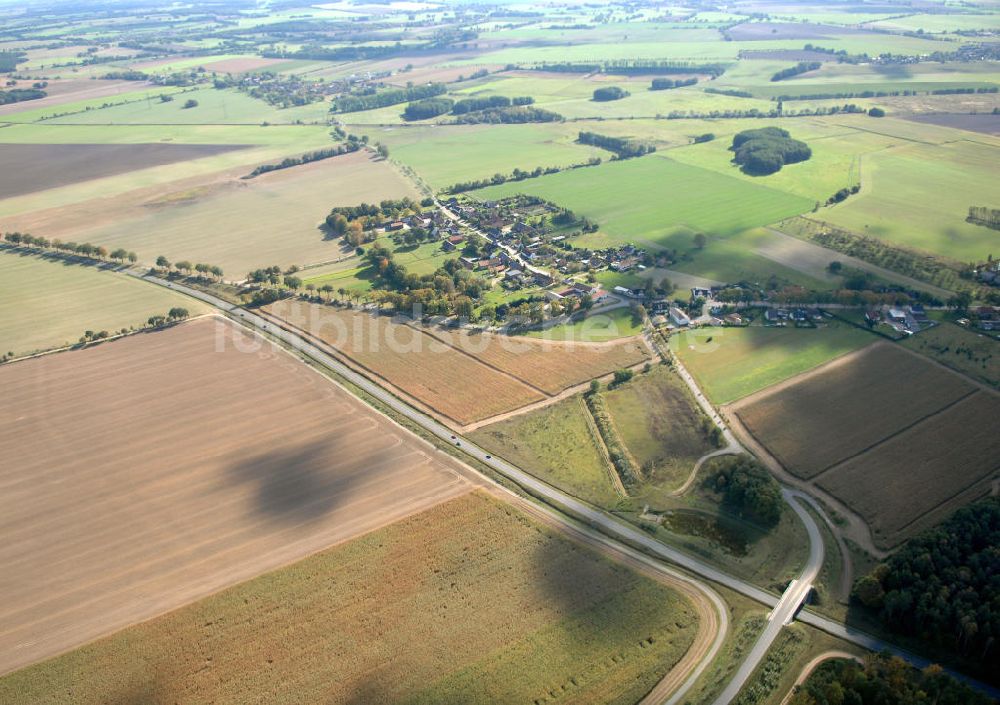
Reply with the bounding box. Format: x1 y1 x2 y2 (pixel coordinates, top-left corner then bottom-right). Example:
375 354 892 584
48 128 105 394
223 437 393 526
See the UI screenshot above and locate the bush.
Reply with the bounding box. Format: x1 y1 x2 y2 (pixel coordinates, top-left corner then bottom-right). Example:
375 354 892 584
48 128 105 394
182 98 198 109
402 97 454 121
592 86 629 102
868 106 886 117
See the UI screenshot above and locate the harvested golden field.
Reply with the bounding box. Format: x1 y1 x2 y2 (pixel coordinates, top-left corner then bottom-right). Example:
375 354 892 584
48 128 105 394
0 316 473 675
419 324 652 395
733 343 975 479
265 300 545 425
0 492 701 705
816 390 1000 549
4 150 418 275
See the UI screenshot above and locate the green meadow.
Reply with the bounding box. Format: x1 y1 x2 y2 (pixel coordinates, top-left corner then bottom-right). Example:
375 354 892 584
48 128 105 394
472 154 813 249
374 123 605 190
672 323 877 404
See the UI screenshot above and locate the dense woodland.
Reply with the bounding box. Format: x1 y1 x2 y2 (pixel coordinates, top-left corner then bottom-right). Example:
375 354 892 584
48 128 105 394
402 97 454 121
0 88 45 104
731 127 811 175
709 455 782 527
789 654 995 705
452 105 561 124
333 82 445 113
851 498 1000 681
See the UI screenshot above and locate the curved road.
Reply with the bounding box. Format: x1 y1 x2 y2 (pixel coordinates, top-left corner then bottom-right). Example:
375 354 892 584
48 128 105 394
127 272 1000 702
128 273 729 704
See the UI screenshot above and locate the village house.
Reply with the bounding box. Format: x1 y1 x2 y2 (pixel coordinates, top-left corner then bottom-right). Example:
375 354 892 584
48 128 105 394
669 307 692 327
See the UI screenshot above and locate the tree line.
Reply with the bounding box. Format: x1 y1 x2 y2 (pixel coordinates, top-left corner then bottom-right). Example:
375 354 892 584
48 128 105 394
452 105 561 124
968 206 1000 231
704 87 753 98
533 60 727 77
770 62 821 81
154 256 223 280
243 141 361 179
650 77 697 90
451 95 533 114
585 384 640 490
731 127 811 176
578 131 656 158
402 97 453 120
805 222 978 296
332 82 446 113
3 232 136 263
851 497 1000 682
0 88 46 104
444 159 601 194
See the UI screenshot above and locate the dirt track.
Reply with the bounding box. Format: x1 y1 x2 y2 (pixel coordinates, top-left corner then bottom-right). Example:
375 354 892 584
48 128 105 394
0 316 476 675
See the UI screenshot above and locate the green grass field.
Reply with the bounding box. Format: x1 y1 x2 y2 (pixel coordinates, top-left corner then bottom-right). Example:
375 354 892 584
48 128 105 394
603 366 714 492
373 123 605 190
471 396 622 507
525 307 644 342
902 317 1000 389
820 137 1000 262
672 322 877 404
0 250 209 356
472 155 813 250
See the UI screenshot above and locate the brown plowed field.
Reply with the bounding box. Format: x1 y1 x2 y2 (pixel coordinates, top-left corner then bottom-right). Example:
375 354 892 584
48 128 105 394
417 324 651 395
733 343 975 479
0 143 247 199
731 342 1000 548
265 300 547 424
0 491 700 705
266 301 651 424
0 316 474 675
816 390 1000 548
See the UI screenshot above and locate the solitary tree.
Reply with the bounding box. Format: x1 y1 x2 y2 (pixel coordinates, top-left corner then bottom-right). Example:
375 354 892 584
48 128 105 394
693 233 707 250
156 255 171 269
167 307 189 320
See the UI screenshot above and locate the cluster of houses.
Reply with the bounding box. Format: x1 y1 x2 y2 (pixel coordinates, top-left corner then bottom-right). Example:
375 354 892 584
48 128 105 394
443 197 655 277
865 304 931 334
763 307 826 326
959 306 1000 332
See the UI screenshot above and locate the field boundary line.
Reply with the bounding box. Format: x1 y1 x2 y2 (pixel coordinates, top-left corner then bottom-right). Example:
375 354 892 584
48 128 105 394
400 320 554 397
458 354 655 434
809 388 980 483
721 406 888 559
254 308 481 429
221 313 729 705
580 396 629 498
729 340 886 412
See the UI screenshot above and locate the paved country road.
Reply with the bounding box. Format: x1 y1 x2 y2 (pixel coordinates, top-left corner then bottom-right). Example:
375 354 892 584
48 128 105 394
128 272 1000 703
